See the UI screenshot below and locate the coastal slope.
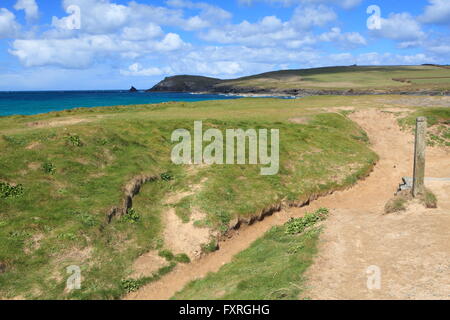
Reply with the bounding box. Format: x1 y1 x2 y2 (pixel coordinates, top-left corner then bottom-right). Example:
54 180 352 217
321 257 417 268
147 65 450 95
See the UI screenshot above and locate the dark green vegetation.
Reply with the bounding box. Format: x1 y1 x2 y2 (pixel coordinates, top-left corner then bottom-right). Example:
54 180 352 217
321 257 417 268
150 65 450 94
399 108 450 146
0 97 379 299
173 208 329 300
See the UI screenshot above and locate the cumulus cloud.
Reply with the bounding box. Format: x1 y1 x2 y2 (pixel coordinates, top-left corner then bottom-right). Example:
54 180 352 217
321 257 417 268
290 4 337 29
319 27 367 47
167 0 232 28
420 0 450 25
371 13 426 42
199 16 297 46
238 0 362 9
121 23 163 41
120 63 172 76
9 33 188 68
199 4 338 47
14 0 39 21
0 8 20 39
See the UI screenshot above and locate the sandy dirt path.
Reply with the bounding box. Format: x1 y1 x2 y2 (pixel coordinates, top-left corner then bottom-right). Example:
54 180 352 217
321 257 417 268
127 109 450 300
302 109 450 300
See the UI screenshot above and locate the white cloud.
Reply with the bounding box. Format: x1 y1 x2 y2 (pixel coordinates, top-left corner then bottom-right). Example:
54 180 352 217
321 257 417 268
238 0 362 9
167 0 232 22
120 63 171 76
14 0 39 21
319 27 367 47
290 4 337 29
371 13 426 42
356 52 435 65
52 0 129 34
9 33 188 68
420 0 450 25
199 4 337 47
154 33 187 51
121 23 163 41
0 8 20 39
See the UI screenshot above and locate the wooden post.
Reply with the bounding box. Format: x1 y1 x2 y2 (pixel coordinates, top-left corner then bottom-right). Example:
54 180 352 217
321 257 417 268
412 117 427 197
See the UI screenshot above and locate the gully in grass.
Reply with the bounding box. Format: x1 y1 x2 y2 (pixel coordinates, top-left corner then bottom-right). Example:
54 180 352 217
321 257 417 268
171 121 280 175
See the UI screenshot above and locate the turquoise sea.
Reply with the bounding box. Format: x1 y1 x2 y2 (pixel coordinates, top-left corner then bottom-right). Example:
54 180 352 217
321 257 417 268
0 91 246 116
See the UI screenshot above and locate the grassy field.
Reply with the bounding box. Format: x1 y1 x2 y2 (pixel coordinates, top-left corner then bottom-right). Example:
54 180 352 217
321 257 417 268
221 65 450 91
398 107 450 147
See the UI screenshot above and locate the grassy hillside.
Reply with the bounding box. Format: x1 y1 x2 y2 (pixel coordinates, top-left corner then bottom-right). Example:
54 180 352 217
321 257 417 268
150 65 450 94
0 97 379 299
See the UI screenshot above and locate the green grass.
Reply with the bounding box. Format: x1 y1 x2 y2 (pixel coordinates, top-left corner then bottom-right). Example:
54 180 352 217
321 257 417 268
173 208 329 300
0 97 378 299
216 65 450 91
156 66 450 93
398 108 450 147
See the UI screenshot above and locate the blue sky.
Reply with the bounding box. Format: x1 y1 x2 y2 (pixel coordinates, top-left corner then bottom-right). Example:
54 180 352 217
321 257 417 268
0 0 449 90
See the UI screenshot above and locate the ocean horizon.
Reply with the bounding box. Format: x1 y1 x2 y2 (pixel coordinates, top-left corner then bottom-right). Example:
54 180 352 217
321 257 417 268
0 90 248 117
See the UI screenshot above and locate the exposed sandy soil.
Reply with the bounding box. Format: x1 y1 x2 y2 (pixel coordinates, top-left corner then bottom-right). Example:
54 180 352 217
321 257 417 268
130 251 169 279
26 118 93 128
126 108 449 300
162 208 211 260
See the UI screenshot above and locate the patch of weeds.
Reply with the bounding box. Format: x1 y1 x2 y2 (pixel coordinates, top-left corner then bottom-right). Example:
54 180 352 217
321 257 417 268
9 230 31 240
201 239 219 254
57 232 77 241
384 191 411 214
66 134 83 147
423 188 437 209
158 249 175 261
0 182 24 199
121 279 142 293
79 213 97 227
193 219 210 229
285 208 329 235
217 210 231 233
160 172 174 182
121 208 140 224
3 135 27 146
96 138 109 146
287 228 322 255
42 162 56 175
174 253 191 264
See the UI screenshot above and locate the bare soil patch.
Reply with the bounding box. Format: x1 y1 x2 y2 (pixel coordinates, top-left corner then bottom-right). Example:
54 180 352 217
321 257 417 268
162 208 211 260
26 118 93 128
130 251 169 279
